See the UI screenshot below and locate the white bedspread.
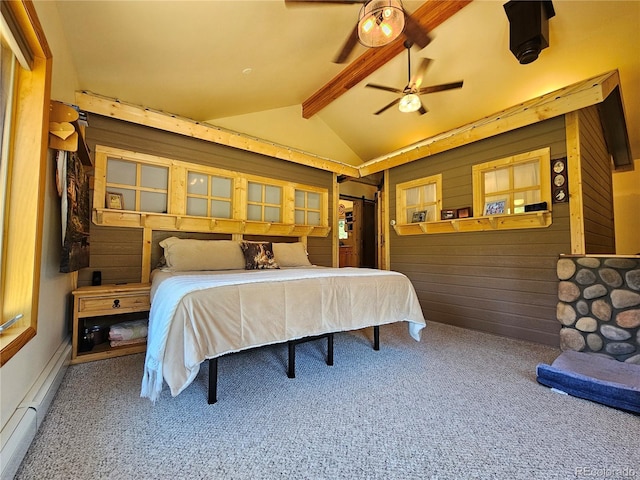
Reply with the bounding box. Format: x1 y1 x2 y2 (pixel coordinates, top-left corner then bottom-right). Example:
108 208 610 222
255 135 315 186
141 267 426 402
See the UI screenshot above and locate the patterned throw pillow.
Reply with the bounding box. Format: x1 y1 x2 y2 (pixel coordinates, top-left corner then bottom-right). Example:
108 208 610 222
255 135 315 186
240 241 280 270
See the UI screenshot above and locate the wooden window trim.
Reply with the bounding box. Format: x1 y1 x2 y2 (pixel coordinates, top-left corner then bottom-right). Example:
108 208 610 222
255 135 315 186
0 0 52 365
395 174 443 226
472 147 551 217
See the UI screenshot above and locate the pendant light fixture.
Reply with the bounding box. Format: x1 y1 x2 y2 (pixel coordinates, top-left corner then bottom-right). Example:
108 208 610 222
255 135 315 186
357 0 405 48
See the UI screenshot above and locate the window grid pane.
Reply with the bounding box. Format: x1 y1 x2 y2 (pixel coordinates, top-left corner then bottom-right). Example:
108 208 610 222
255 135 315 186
247 204 262 221
187 172 207 195
187 197 207 216
211 176 232 199
248 182 263 202
211 199 231 218
140 192 167 213
484 169 510 194
307 211 321 225
514 161 539 189
186 172 233 218
107 159 136 186
248 182 283 222
140 164 168 190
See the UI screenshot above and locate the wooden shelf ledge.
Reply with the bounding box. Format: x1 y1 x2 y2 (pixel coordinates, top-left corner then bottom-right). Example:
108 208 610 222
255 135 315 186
93 209 331 237
392 211 552 235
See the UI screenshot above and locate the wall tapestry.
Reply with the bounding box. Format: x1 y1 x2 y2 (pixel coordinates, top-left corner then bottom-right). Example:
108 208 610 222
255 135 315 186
57 150 90 273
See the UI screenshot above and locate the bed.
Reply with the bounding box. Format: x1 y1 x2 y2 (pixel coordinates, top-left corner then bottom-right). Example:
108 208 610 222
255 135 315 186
141 238 427 403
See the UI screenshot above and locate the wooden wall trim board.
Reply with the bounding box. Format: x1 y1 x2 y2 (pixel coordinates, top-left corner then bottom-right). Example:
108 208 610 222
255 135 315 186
381 169 390 270
141 228 152 283
74 91 359 178
566 111 586 255
359 70 624 177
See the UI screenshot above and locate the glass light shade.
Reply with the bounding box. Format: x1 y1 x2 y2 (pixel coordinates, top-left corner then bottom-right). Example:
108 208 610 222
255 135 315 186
358 0 405 48
398 93 421 113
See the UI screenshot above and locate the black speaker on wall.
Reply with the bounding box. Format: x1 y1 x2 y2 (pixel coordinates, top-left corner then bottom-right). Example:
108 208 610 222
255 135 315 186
504 0 555 64
92 271 102 286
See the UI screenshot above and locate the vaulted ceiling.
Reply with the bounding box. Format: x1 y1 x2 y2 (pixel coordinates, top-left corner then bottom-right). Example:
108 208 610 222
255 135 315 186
47 0 639 167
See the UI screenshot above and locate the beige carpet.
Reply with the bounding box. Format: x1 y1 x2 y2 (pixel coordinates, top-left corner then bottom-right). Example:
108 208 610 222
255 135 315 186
15 321 640 479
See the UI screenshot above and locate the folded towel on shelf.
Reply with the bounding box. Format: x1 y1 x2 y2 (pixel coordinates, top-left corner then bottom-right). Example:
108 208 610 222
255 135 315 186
109 319 148 341
110 337 147 348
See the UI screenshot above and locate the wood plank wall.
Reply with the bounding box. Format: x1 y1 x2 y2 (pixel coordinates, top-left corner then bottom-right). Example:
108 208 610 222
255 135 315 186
389 117 570 346
578 106 616 253
78 114 334 286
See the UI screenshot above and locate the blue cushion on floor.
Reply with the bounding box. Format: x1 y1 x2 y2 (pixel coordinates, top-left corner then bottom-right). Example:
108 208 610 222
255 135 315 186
536 350 640 414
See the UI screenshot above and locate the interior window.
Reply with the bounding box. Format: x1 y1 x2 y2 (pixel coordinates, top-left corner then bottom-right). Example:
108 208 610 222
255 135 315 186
105 157 169 213
396 174 442 224
186 171 233 218
295 189 322 225
247 182 282 222
473 148 550 216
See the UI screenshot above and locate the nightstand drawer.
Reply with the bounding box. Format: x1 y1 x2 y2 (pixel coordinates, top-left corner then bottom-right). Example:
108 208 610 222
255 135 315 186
78 294 150 314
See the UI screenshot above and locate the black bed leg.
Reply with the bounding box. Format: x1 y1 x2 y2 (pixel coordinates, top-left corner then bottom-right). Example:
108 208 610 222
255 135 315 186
208 358 218 404
327 333 334 366
288 341 296 378
373 325 380 351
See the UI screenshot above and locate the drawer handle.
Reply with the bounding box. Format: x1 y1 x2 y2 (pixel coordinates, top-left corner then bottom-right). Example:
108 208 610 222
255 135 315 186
112 299 120 309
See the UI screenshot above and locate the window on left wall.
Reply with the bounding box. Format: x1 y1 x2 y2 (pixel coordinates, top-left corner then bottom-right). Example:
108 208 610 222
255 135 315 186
0 1 52 365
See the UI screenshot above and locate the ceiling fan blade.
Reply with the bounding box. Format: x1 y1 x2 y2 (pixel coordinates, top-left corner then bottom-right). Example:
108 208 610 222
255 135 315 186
366 83 404 94
417 81 464 95
418 102 428 115
410 58 432 90
333 24 359 64
374 98 401 115
403 13 431 49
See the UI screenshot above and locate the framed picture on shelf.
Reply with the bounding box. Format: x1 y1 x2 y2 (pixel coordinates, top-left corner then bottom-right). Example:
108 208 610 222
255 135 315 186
483 199 506 215
440 209 456 220
106 191 124 210
456 207 472 218
411 210 427 223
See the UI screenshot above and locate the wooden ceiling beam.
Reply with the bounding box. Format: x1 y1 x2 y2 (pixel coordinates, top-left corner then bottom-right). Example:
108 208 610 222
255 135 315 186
302 0 472 119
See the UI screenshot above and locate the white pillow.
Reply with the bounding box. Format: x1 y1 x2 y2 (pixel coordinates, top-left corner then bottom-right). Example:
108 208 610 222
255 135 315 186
272 242 312 267
159 237 245 271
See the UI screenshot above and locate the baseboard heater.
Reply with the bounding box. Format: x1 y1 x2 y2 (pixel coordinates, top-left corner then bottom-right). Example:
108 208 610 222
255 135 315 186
0 339 71 480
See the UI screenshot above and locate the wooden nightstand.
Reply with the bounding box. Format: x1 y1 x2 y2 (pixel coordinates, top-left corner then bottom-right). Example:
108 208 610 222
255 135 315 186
71 283 151 364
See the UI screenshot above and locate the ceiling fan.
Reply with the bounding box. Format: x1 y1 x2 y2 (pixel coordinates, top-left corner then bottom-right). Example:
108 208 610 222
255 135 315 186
284 0 431 63
366 41 463 115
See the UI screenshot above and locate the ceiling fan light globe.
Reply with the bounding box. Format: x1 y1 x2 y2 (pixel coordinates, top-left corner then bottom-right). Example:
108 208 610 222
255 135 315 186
358 0 405 48
398 93 421 113
361 17 375 34
380 22 393 38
